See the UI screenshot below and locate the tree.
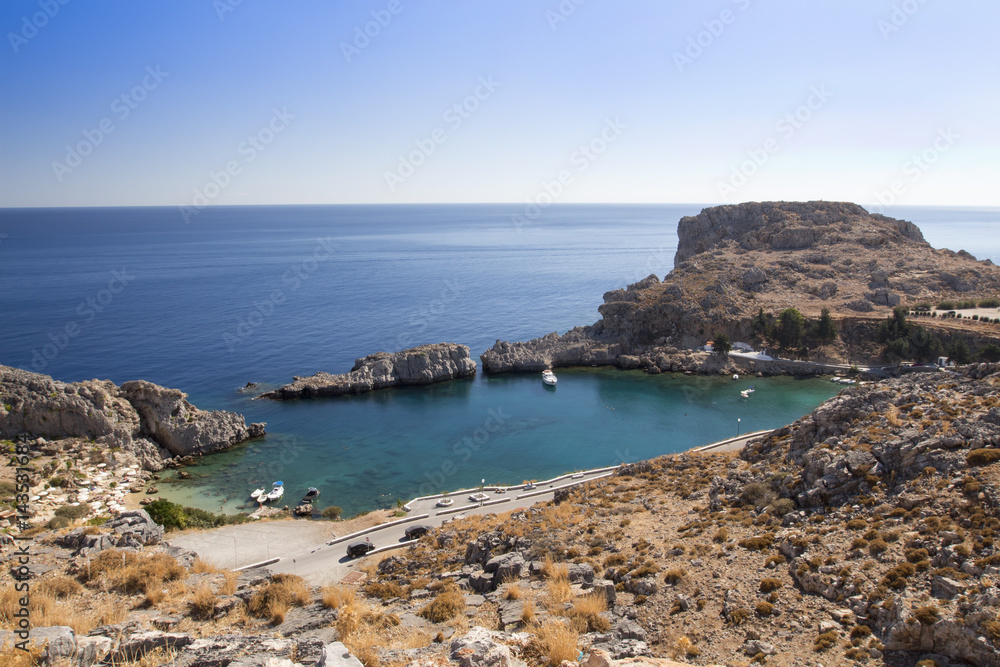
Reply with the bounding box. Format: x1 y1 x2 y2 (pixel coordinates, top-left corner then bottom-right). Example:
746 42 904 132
776 308 805 348
321 505 343 520
815 308 837 344
979 343 1000 362
751 308 773 339
713 333 732 356
947 340 971 365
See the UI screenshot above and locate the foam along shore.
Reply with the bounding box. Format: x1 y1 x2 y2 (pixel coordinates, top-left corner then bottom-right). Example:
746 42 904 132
259 342 477 399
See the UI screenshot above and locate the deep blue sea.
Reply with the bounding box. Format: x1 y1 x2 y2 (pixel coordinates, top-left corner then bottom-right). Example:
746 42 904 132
1 204 998 515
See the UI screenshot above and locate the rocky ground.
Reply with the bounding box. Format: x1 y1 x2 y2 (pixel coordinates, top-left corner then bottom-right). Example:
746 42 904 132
0 365 265 471
260 343 477 400
4 363 999 667
481 202 1000 374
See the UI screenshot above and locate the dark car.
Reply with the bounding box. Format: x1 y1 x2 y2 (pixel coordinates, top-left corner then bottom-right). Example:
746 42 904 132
404 525 432 540
346 539 376 558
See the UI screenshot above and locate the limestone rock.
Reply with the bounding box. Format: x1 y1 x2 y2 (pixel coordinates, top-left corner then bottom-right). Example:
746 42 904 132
262 343 476 399
317 642 364 667
0 365 264 468
449 626 526 667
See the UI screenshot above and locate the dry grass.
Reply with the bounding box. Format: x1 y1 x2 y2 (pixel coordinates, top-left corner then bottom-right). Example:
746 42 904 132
248 574 311 624
569 592 610 632
321 584 357 610
535 620 580 666
545 577 572 607
189 584 217 620
418 585 466 623
190 557 219 574
503 581 523 600
521 599 537 625
219 571 238 596
1 583 126 635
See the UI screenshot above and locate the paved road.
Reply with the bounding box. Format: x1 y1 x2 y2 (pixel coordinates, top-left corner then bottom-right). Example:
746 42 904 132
168 433 773 588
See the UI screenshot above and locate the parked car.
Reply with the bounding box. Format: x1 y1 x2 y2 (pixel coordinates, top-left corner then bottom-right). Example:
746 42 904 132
346 539 375 558
404 525 432 540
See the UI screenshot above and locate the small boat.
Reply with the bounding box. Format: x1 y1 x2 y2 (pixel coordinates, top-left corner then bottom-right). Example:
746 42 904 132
740 386 755 398
436 497 454 507
265 481 284 502
542 369 557 386
301 487 320 503
250 487 266 500
733 374 739 381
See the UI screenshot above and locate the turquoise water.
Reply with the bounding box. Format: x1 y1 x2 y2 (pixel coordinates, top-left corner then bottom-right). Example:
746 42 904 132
158 369 839 517
1 204 996 516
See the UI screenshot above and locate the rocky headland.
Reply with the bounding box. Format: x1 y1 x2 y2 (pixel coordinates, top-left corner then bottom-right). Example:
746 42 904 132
261 343 477 400
482 201 1000 375
4 362 1000 667
0 365 265 471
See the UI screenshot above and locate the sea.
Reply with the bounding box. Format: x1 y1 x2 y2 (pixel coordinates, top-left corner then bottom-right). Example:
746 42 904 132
1 204 998 516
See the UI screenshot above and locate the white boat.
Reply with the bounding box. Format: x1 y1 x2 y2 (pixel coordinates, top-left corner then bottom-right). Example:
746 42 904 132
733 374 739 381
436 497 454 507
740 386 755 398
542 369 557 386
250 487 266 499
265 481 284 502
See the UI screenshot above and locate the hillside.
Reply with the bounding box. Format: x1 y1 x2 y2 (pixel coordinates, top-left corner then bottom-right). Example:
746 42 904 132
4 363 1000 667
482 202 1000 373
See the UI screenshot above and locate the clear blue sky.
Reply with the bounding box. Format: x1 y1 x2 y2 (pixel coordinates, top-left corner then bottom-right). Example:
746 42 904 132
1 1 997 207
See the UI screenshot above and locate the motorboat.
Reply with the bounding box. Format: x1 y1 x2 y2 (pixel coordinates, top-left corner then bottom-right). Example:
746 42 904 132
250 487 266 500
266 481 284 502
733 374 739 381
740 386 755 398
436 497 454 507
542 369 557 386
301 487 321 503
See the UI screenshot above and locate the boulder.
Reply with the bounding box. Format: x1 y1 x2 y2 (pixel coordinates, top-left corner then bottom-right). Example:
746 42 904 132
449 626 526 667
317 642 364 667
31 626 77 663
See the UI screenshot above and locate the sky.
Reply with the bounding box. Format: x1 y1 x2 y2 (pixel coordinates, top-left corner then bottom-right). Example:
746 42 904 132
1 1 997 208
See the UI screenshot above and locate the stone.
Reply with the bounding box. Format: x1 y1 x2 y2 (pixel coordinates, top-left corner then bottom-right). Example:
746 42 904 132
488 553 525 586
743 640 777 656
590 578 617 606
614 619 646 642
931 576 967 600
450 626 526 667
30 626 76 662
75 635 113 667
317 641 364 667
567 563 595 584
262 344 477 399
108 631 193 662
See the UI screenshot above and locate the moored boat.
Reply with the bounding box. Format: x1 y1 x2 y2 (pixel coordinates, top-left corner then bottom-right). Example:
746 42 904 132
266 481 284 502
301 487 320 503
542 369 557 386
740 386 755 398
250 487 266 500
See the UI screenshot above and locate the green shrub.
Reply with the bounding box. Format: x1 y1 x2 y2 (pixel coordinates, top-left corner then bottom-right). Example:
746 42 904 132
321 505 343 520
937 301 955 310
759 578 783 593
54 504 90 521
980 298 1000 308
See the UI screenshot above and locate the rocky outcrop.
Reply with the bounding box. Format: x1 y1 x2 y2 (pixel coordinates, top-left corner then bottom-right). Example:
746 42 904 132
0 365 265 469
261 343 476 400
481 202 1000 374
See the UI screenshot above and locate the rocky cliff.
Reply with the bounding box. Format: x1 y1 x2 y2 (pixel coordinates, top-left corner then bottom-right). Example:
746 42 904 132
482 201 1000 373
261 343 477 400
0 365 265 469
